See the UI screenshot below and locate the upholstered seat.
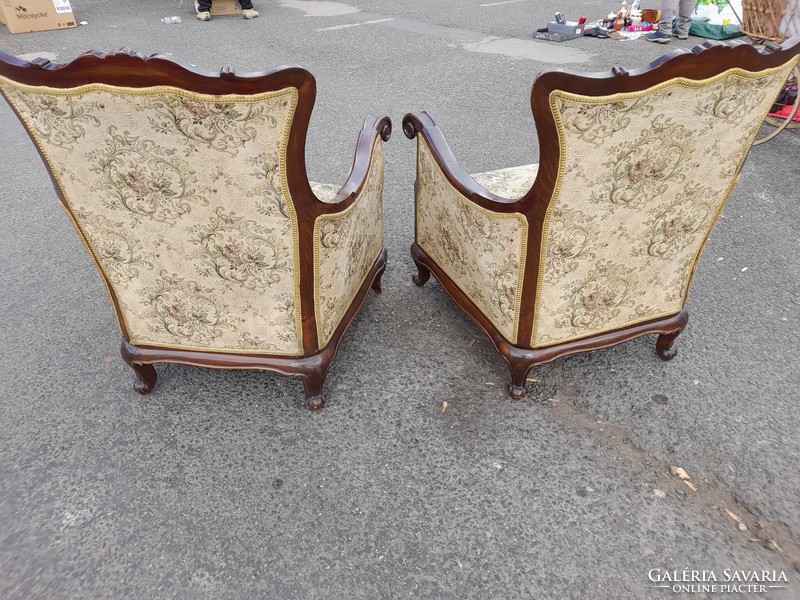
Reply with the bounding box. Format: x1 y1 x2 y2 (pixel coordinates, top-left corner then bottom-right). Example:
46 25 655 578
470 164 540 200
404 38 800 399
0 50 391 410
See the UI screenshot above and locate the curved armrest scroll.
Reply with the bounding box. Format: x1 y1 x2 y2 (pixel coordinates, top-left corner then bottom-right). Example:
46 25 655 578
314 115 391 210
402 112 524 209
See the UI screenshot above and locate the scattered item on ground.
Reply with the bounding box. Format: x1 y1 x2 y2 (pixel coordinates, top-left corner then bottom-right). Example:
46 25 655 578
652 488 667 498
161 16 182 24
670 466 691 480
0 0 77 34
690 19 744 39
533 11 587 41
641 8 660 22
534 16 586 42
584 26 610 38
441 401 448 413
724 507 744 524
575 2 660 41
684 480 698 492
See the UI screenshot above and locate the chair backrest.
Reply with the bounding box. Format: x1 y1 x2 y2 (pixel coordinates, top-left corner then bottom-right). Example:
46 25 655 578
521 38 800 350
0 50 320 357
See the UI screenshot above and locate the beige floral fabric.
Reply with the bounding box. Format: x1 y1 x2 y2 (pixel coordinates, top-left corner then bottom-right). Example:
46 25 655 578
314 141 384 348
0 78 306 355
470 164 539 199
415 140 528 343
532 62 798 347
310 182 340 202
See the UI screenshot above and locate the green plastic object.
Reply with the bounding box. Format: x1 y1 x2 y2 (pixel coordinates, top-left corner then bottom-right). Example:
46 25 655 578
689 19 744 39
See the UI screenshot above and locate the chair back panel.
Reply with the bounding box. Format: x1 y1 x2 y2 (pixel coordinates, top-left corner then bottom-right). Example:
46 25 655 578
0 77 304 355
531 60 797 348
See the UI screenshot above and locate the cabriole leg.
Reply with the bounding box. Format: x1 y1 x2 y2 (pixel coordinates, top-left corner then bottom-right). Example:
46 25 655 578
506 359 532 400
656 331 681 361
371 263 386 294
131 363 157 394
302 375 326 411
412 259 431 287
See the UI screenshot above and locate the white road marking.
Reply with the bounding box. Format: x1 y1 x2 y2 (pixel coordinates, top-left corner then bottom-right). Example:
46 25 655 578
279 0 360 17
316 18 394 32
480 0 530 6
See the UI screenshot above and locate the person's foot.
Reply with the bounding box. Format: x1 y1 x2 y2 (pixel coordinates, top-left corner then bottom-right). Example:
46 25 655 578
196 11 211 21
646 30 672 43
671 29 689 40
242 8 259 19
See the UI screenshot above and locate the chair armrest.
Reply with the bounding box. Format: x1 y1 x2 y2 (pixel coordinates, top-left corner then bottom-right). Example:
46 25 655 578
402 112 526 209
312 118 388 348
313 115 391 209
405 112 529 345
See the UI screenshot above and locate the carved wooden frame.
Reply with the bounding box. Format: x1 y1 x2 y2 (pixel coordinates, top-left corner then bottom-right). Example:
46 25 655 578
403 38 800 399
0 49 392 410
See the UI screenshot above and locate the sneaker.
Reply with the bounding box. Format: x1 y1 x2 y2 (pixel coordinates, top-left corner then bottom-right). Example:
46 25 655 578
196 11 211 21
672 30 689 40
646 30 672 43
242 8 259 19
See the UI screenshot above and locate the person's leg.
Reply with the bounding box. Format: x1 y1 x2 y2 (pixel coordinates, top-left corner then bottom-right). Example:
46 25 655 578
197 0 212 11
647 0 677 42
675 0 697 38
657 0 679 32
239 0 259 18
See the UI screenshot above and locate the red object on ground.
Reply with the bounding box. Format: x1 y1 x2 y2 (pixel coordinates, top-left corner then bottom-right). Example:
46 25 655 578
768 103 800 122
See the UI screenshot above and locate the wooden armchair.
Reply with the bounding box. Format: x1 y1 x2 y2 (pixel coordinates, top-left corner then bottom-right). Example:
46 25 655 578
0 50 391 410
403 38 800 399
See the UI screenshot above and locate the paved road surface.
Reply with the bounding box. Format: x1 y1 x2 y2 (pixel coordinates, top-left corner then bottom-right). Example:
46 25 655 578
1 1 798 598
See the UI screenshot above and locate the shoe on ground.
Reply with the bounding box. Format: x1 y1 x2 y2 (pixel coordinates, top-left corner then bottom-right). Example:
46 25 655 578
672 30 689 40
196 11 211 21
646 30 672 43
242 8 259 19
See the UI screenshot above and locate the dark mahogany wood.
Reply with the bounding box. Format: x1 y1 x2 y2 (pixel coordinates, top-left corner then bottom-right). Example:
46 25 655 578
0 49 391 410
404 38 800 399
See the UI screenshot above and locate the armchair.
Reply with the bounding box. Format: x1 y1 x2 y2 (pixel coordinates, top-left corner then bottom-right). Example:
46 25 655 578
403 38 800 399
0 49 391 410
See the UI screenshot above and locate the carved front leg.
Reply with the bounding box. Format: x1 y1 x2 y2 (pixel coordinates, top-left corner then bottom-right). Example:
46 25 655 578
302 375 326 411
656 332 681 361
506 359 533 400
412 257 431 287
131 363 158 394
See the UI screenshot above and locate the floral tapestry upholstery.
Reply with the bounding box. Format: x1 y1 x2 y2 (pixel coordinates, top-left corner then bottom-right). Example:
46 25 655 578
314 141 384 348
0 78 306 356
415 140 528 343
470 164 539 200
532 61 799 348
310 182 340 202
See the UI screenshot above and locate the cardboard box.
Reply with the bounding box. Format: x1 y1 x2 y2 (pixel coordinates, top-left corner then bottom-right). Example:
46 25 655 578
196 0 243 17
534 21 585 42
546 21 585 36
534 30 584 42
1 0 77 34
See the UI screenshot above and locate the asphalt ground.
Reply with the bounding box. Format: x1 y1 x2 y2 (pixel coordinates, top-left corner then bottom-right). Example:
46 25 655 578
0 1 798 598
